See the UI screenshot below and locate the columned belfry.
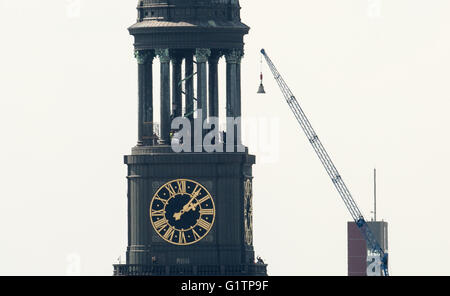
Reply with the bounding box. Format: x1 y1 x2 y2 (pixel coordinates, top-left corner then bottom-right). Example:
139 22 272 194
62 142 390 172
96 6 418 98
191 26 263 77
114 0 267 276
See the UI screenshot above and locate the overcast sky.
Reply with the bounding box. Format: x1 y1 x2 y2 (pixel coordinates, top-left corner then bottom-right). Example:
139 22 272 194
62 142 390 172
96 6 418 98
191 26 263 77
1 0 449 276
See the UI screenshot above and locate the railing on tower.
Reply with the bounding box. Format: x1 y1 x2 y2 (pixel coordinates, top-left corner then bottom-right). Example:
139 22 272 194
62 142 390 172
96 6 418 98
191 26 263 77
113 264 268 276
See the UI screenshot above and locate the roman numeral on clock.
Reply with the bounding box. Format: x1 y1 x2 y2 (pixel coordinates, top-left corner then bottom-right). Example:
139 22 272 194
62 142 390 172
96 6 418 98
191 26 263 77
198 195 211 204
154 196 168 205
165 183 177 197
151 209 166 217
179 231 186 244
197 218 211 230
163 226 175 241
199 208 214 215
191 185 202 199
153 218 168 231
192 228 201 240
177 180 186 194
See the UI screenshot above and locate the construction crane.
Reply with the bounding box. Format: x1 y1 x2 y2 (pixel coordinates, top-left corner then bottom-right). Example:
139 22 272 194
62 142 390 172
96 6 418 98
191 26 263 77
260 49 389 276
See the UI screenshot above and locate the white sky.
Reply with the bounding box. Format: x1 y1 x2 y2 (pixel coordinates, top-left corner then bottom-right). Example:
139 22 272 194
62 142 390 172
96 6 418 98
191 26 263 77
0 0 449 275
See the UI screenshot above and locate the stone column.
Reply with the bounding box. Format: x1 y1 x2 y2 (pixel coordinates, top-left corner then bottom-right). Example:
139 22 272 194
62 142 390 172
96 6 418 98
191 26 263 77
195 49 211 124
184 54 194 120
171 54 183 118
208 51 221 119
236 51 243 125
135 50 155 146
196 49 211 151
225 49 243 148
184 53 195 150
156 49 171 145
235 52 244 147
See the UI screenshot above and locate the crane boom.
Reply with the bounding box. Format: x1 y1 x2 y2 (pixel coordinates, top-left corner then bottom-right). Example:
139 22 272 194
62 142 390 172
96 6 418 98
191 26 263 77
260 49 389 276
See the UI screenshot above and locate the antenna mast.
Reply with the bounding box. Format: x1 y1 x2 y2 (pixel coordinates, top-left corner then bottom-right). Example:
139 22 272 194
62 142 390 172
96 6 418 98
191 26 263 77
374 168 377 222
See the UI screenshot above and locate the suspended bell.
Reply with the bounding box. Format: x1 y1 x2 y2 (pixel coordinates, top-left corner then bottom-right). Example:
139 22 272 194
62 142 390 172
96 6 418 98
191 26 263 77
257 73 266 94
257 82 266 94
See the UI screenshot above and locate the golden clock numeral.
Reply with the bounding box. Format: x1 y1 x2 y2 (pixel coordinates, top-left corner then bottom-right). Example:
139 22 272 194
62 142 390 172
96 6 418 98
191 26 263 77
197 218 211 230
191 185 202 199
151 209 166 217
199 208 214 215
154 218 168 231
164 226 175 241
154 196 168 205
177 180 186 194
192 228 201 240
198 195 211 204
165 183 177 197
179 231 186 244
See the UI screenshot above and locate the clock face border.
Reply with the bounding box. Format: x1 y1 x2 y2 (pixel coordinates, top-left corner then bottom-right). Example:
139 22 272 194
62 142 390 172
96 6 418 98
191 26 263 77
149 179 216 246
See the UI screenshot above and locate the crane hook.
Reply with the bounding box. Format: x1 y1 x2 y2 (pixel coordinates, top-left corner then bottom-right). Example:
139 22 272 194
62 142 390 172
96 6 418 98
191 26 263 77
257 53 266 94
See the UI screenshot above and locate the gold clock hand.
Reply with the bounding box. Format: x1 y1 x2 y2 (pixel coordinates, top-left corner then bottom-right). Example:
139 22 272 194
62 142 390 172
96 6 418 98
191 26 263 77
173 198 198 221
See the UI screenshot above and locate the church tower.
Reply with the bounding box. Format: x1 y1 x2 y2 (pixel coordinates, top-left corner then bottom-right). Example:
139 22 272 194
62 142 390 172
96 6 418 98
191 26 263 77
113 0 267 276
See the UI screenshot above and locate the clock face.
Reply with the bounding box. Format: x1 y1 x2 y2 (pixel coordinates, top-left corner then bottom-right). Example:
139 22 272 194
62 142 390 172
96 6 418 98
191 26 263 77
150 179 215 246
244 179 253 245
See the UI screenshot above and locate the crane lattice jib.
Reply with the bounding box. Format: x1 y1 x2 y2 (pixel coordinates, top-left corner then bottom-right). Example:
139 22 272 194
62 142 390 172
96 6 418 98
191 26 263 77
261 49 389 276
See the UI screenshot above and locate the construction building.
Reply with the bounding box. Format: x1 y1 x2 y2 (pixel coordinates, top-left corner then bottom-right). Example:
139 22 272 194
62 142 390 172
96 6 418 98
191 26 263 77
348 221 388 276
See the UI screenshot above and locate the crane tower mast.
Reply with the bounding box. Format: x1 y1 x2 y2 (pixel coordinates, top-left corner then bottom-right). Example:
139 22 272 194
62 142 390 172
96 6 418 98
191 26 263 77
260 49 389 276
